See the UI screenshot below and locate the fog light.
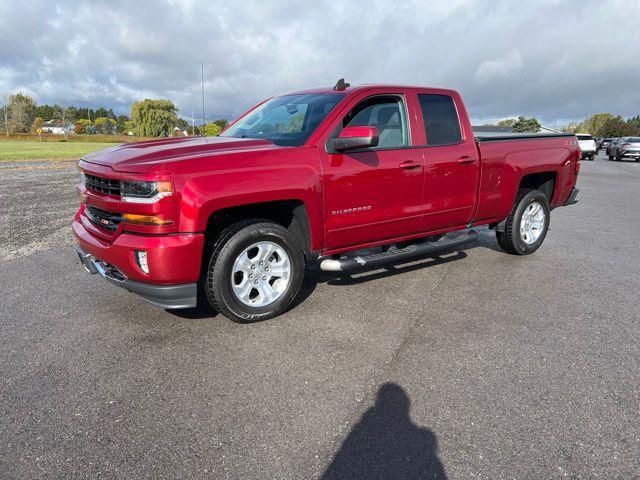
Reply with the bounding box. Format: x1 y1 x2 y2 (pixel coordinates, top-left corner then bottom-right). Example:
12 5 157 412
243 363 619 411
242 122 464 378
135 250 149 274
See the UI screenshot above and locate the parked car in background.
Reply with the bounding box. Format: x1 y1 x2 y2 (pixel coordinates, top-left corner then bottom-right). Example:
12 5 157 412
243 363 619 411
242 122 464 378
600 138 614 151
609 137 640 161
576 134 596 160
606 138 622 159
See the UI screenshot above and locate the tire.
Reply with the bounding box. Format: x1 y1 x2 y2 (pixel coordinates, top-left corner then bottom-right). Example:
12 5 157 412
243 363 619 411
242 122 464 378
495 189 550 255
203 220 305 322
495 230 510 251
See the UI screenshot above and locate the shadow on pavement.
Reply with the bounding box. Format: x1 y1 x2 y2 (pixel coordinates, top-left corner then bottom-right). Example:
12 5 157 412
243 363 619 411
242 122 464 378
321 382 447 480
170 232 502 320
165 290 219 320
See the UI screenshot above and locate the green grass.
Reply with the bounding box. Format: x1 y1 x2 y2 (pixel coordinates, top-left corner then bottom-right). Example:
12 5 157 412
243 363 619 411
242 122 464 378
0 141 118 160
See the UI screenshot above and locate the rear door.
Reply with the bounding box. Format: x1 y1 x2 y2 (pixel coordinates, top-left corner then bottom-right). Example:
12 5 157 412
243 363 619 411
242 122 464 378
318 92 425 249
413 92 480 230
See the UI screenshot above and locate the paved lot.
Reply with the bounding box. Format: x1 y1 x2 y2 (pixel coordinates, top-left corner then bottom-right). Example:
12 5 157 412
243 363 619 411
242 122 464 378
1 153 639 479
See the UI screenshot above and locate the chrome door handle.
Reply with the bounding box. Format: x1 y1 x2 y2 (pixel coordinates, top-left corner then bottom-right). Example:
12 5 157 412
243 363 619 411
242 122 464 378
399 160 421 169
457 156 475 164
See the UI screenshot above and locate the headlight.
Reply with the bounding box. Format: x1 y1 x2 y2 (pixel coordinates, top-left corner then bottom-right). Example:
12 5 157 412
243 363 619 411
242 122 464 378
121 180 173 203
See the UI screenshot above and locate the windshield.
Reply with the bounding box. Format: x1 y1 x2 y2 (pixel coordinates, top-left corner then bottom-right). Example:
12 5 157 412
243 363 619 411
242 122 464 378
221 93 343 147
626 137 640 142
577 135 593 140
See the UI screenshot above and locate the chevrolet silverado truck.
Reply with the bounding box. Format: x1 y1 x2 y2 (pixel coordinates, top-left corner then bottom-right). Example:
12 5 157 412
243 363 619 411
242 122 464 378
75 81 581 322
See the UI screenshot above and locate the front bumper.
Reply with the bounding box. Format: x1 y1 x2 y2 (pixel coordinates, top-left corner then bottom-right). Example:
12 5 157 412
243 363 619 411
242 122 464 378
76 247 197 309
73 215 204 309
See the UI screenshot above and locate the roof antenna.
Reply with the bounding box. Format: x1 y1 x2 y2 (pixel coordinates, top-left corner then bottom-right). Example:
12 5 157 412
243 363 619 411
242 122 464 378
333 78 350 91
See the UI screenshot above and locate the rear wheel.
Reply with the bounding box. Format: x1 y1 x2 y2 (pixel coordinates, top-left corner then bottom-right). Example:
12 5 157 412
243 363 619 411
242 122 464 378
204 220 305 322
496 189 550 255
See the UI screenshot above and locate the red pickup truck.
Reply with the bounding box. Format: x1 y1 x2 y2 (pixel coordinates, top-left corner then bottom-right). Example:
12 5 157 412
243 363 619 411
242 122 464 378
75 81 580 322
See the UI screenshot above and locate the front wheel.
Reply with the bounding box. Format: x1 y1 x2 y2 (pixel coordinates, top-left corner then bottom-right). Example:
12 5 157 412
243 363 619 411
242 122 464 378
204 220 305 322
496 189 550 255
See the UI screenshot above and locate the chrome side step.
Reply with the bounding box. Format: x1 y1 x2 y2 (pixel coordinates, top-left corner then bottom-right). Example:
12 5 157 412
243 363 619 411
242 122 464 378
319 230 478 272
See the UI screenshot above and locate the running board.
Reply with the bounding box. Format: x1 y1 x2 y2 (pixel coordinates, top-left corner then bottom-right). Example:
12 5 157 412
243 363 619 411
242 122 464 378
319 230 478 272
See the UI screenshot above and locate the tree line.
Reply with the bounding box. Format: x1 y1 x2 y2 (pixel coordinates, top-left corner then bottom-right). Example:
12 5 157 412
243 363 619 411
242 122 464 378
484 113 640 137
485 116 543 132
6 91 636 140
562 113 640 137
0 93 229 138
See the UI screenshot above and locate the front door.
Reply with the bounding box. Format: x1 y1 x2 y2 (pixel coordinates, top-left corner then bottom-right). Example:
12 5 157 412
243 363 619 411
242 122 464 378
320 94 424 249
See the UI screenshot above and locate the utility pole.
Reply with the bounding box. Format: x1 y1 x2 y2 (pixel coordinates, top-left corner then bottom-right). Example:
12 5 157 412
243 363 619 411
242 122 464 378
62 107 67 141
201 62 205 134
191 112 195 136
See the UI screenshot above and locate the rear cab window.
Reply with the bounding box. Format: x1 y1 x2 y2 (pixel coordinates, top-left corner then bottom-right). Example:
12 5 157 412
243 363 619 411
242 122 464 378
417 94 462 146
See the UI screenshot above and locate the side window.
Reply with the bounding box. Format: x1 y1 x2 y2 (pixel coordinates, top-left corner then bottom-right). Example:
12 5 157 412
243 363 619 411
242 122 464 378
341 96 408 149
418 94 462 146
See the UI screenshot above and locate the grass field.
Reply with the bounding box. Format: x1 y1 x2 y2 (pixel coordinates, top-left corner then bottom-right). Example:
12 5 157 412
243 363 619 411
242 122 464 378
0 141 117 160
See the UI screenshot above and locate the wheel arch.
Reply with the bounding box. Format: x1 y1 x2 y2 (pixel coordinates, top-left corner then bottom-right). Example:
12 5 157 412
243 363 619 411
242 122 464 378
491 171 556 232
518 171 557 203
204 199 313 257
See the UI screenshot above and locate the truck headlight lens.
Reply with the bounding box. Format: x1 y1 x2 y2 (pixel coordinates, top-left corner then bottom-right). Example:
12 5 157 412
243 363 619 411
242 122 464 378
121 180 173 203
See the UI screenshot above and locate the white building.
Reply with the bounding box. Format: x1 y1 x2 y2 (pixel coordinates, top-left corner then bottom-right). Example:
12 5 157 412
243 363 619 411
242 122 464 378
40 121 75 135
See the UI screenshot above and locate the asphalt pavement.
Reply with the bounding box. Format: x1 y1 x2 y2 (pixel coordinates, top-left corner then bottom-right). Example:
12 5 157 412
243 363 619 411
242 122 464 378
1 153 639 479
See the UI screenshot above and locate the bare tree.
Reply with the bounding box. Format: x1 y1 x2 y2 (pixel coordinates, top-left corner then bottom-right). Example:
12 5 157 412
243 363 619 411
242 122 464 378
6 93 36 133
1 95 9 138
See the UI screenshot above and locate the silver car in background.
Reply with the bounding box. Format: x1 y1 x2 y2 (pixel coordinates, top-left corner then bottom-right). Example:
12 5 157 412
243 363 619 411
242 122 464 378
609 137 640 162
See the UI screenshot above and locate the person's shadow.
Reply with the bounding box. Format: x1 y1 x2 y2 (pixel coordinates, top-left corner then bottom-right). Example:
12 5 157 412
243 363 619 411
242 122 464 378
321 383 447 480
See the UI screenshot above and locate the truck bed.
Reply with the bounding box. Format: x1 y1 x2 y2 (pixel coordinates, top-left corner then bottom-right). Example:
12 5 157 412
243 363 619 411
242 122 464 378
472 133 579 224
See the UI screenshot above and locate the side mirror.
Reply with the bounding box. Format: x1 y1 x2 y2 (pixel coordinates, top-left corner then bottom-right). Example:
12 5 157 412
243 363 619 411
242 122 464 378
329 126 379 152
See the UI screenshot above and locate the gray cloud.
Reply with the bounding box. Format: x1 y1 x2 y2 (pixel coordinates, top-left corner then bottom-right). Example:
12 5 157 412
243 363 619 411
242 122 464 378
1 0 638 125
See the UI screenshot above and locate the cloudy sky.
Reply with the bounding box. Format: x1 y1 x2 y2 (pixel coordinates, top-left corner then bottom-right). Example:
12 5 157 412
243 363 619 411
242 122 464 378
1 0 638 125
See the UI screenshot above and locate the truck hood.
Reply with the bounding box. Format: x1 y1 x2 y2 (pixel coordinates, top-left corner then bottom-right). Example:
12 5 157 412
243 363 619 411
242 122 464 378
82 136 277 173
